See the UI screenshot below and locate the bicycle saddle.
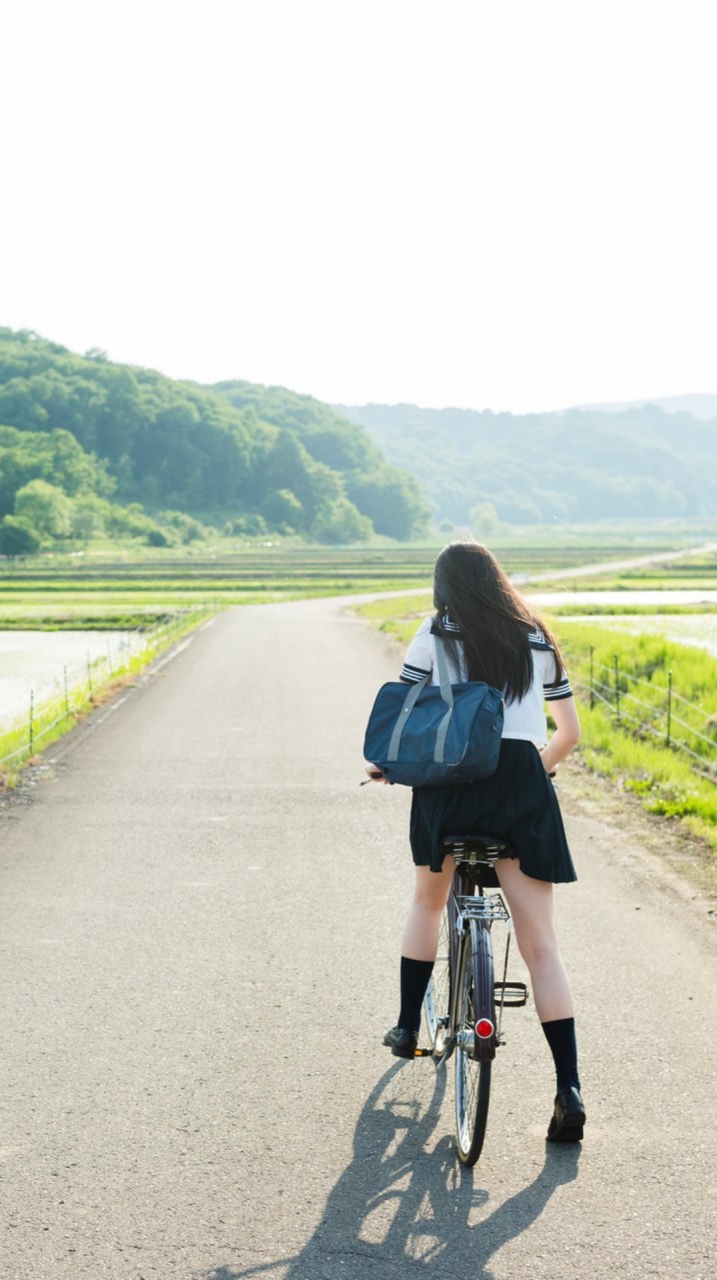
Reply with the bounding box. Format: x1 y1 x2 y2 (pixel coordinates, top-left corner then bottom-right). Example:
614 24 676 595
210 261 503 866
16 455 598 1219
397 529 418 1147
439 832 515 859
439 833 515 888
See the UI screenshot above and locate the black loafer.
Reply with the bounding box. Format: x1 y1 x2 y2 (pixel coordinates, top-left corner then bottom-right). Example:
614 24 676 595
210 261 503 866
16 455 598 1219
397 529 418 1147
383 1026 418 1059
547 1085 586 1142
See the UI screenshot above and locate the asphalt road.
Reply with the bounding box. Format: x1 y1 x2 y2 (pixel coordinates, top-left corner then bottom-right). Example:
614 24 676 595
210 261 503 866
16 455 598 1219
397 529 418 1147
1 600 716 1280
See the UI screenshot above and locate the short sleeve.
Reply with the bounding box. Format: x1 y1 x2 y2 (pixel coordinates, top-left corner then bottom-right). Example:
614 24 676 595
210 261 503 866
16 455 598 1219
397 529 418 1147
529 626 573 701
543 663 573 701
400 616 433 683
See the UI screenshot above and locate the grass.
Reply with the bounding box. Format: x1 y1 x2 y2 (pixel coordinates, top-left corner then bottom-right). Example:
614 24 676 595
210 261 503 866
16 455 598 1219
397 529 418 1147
548 603 717 616
557 621 717 851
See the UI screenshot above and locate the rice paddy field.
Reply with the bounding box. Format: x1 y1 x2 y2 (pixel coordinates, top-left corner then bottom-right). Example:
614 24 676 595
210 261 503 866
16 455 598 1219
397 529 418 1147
532 546 717 594
2 543 604 778
0 542 678 629
4 539 717 819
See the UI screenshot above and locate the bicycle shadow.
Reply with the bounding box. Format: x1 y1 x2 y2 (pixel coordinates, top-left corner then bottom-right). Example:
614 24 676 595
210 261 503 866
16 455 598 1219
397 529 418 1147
206 1060 580 1280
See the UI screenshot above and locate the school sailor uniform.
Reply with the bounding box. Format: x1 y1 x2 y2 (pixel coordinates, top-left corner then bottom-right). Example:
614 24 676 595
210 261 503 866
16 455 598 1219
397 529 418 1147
401 615 577 882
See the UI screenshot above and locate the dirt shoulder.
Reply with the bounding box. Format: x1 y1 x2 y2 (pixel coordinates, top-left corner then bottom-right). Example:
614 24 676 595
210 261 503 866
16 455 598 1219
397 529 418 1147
561 753 717 915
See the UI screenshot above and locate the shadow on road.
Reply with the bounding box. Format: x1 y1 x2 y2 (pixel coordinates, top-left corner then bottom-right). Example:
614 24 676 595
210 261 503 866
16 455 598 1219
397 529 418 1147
206 1060 580 1280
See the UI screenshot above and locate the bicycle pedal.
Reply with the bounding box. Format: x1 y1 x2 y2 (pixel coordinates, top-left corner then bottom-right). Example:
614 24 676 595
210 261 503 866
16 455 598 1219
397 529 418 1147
494 981 529 1007
413 1048 432 1058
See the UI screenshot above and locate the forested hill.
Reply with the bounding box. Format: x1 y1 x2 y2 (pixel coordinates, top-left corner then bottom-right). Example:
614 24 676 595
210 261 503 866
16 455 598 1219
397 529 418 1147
336 402 717 525
0 329 429 543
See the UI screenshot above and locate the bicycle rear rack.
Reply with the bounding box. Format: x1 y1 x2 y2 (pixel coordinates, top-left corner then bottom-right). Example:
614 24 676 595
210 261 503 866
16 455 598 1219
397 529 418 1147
454 893 510 928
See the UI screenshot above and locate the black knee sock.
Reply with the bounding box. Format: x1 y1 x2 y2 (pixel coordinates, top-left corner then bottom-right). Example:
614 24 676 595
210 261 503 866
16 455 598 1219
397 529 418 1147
398 957 435 1033
541 1017 581 1092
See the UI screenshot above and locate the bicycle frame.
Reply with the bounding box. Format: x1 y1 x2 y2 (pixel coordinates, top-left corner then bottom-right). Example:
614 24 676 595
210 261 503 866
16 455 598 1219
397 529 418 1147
444 859 511 1060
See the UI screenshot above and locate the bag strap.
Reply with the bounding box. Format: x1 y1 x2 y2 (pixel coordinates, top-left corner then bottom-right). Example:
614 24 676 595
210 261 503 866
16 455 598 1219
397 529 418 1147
433 636 454 762
387 635 455 765
433 634 454 708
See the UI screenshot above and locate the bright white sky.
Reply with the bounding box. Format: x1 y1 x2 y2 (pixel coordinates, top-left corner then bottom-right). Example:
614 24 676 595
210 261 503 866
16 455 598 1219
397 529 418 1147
1 0 715 413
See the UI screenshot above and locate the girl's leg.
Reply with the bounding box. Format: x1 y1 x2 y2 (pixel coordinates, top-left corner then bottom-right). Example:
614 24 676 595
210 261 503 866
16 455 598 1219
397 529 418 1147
401 857 455 960
495 856 573 1020
495 857 582 1109
387 858 456 1043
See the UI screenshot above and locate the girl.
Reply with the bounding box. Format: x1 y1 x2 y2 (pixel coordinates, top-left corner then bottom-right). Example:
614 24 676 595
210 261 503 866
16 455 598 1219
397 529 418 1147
370 540 585 1142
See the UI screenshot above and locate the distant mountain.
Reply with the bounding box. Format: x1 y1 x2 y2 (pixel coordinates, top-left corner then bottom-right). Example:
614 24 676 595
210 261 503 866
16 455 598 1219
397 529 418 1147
335 401 717 526
0 328 429 542
567 394 717 420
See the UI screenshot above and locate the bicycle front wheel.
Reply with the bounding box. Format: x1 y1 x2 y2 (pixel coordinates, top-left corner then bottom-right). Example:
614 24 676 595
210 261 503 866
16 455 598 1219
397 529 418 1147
423 906 450 1057
454 919 495 1166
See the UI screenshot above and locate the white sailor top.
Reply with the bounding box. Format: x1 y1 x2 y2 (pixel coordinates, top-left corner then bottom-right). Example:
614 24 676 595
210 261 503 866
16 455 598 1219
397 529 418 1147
399 615 573 748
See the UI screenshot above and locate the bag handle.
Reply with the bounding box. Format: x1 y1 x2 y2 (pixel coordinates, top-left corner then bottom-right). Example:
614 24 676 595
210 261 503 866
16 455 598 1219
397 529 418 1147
387 636 454 765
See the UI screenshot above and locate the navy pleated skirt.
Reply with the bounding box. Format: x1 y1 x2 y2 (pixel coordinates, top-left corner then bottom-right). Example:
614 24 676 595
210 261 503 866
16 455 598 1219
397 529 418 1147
409 739 577 883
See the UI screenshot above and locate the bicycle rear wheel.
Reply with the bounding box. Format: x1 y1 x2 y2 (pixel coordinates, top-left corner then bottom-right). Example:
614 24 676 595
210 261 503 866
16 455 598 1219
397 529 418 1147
423 906 451 1056
454 919 495 1166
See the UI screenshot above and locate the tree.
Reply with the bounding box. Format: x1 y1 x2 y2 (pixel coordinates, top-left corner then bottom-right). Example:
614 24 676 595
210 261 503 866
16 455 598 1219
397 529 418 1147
262 488 304 532
105 502 158 539
312 497 373 544
146 529 171 547
227 512 268 537
158 509 208 543
70 494 109 542
14 479 74 538
257 428 360 530
470 502 501 538
345 470 430 540
0 516 41 556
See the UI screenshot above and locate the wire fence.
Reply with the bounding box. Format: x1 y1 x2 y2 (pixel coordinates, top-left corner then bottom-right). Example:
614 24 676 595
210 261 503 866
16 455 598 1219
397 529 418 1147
574 646 717 781
0 607 213 773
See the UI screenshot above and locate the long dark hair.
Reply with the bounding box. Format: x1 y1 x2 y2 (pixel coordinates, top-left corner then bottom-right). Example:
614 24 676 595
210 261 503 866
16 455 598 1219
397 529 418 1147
432 539 565 703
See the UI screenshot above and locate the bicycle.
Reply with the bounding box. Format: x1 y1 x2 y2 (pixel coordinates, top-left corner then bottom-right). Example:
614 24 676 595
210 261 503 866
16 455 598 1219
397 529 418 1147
417 832 529 1167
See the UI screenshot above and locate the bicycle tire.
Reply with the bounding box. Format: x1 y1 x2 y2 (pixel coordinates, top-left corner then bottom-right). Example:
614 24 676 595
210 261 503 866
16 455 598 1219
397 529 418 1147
454 918 495 1166
423 906 451 1056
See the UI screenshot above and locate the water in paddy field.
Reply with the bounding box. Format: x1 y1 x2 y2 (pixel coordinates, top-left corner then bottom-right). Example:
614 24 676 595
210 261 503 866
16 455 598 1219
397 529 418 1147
527 590 717 608
525 591 717 659
0 632 133 726
560 613 717 657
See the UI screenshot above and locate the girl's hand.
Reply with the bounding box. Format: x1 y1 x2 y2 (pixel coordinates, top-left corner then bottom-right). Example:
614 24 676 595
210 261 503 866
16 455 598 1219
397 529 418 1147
361 765 390 785
541 696 581 775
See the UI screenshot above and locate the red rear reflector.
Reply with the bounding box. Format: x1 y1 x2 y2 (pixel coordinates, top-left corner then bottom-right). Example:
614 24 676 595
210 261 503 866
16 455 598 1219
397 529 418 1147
475 1018 494 1039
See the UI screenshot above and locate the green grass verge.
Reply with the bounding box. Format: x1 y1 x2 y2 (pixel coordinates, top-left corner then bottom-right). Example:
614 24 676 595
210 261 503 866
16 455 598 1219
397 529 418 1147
558 621 717 851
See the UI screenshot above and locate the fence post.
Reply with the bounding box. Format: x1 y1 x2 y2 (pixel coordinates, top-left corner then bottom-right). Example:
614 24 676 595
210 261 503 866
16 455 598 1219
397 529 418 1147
29 690 34 755
666 669 672 746
107 637 113 675
614 654 620 724
64 665 69 717
87 653 93 699
589 646 594 710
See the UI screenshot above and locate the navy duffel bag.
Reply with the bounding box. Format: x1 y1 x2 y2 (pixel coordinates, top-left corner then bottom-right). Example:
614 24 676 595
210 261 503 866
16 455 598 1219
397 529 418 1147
363 637 504 787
